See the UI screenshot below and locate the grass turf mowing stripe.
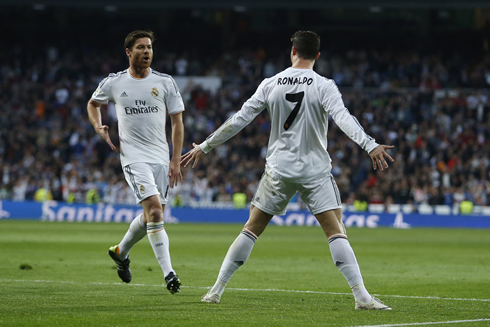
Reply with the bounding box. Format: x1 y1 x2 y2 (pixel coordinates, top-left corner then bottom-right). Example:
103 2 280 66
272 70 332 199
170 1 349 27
2 279 489 303
351 318 490 327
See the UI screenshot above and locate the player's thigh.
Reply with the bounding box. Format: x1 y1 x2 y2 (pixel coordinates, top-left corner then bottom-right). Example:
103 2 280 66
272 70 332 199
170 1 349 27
251 168 297 216
123 162 161 204
314 208 345 238
299 174 342 216
150 163 170 205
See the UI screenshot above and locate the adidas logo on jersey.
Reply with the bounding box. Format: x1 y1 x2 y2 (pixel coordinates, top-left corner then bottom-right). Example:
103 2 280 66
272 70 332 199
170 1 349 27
254 196 260 203
120 92 128 97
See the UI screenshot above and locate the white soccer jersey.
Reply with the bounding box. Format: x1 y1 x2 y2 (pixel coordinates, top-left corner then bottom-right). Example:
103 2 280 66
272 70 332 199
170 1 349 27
200 67 378 180
92 69 185 167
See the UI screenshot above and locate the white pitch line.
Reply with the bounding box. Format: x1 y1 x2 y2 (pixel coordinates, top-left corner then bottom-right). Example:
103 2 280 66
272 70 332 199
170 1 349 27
222 288 490 302
1 279 490 303
351 318 490 327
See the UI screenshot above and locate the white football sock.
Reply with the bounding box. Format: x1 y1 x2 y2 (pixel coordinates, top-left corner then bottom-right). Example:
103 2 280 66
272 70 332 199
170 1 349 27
147 222 174 277
118 214 146 260
328 234 372 303
209 228 257 296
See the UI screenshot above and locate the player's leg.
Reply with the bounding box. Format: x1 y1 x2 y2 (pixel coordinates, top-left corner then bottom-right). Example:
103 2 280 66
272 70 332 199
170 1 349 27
202 206 273 303
315 209 390 309
220 206 273 279
107 212 146 283
115 213 147 260
144 163 180 294
316 209 371 300
141 196 179 293
203 167 294 303
303 175 391 310
107 164 154 283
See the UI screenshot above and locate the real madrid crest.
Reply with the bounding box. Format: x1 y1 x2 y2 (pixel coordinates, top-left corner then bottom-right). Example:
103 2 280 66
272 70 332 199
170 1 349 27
151 87 159 97
140 185 145 193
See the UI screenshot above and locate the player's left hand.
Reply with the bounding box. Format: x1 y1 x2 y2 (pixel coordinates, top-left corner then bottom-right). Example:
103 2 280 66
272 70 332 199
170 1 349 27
168 157 183 188
96 125 118 152
368 145 395 171
181 143 205 168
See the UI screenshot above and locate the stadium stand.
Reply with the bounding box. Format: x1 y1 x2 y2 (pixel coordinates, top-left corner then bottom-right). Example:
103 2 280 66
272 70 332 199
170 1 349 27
0 6 489 212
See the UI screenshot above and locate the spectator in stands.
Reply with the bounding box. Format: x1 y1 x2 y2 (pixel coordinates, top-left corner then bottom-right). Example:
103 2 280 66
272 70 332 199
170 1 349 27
0 33 488 212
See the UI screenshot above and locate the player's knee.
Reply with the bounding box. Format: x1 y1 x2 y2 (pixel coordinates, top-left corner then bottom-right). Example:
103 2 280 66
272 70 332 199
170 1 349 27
146 207 163 223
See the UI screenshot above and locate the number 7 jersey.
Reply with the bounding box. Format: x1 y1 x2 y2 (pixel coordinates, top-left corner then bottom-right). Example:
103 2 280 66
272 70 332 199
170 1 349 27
200 67 378 180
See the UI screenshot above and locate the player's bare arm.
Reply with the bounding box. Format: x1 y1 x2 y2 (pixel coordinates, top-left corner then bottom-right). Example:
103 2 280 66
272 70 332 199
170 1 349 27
168 112 184 188
368 145 394 171
181 143 205 168
87 98 117 152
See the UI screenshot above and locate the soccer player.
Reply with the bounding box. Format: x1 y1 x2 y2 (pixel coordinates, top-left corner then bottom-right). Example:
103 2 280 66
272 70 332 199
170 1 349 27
181 31 394 309
87 30 184 294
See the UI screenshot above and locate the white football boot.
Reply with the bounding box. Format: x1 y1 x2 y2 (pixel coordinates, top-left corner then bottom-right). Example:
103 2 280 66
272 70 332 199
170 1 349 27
201 291 221 304
355 297 392 310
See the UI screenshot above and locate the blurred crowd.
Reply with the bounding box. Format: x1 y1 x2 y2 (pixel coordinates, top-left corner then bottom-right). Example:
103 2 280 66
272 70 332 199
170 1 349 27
0 39 489 210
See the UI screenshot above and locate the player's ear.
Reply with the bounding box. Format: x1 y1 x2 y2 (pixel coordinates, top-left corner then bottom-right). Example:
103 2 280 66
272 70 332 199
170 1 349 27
315 52 320 60
126 48 131 58
291 46 297 56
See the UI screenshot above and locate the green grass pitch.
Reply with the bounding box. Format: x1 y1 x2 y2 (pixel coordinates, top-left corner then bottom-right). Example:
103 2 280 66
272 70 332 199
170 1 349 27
0 220 489 326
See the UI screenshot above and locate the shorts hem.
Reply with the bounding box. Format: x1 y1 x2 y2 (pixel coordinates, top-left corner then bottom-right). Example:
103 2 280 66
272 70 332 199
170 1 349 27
136 192 162 204
252 200 286 216
310 204 342 216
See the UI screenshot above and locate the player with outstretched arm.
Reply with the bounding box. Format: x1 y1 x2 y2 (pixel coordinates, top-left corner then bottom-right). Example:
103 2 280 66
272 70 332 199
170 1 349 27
88 30 184 294
181 31 394 309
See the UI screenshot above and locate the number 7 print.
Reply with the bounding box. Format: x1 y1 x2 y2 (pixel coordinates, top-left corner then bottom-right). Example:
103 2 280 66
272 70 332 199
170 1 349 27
283 91 304 130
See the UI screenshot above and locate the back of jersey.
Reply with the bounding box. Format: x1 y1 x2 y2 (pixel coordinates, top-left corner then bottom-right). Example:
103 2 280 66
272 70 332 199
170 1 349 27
265 67 331 180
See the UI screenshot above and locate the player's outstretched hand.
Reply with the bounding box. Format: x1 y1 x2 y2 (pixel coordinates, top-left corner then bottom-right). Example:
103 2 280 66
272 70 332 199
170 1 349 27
369 145 394 171
181 143 205 168
96 125 117 152
168 157 183 188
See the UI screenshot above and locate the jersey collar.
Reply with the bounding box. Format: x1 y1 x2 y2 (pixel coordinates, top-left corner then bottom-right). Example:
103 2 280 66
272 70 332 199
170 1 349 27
128 68 151 80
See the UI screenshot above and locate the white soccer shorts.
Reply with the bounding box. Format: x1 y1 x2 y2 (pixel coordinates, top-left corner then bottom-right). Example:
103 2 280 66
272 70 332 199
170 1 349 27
123 162 170 205
251 166 342 216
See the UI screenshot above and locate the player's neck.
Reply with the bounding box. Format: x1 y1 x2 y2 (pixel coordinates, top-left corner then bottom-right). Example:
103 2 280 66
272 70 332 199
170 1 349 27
129 66 150 79
291 58 314 70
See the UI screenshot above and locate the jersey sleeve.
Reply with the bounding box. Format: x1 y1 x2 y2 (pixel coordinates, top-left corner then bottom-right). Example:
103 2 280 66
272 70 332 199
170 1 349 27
200 79 269 154
321 80 379 153
165 77 185 115
91 76 113 104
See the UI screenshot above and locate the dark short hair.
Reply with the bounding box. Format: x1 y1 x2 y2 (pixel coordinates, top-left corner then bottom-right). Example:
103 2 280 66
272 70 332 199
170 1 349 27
124 30 155 50
290 31 320 60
